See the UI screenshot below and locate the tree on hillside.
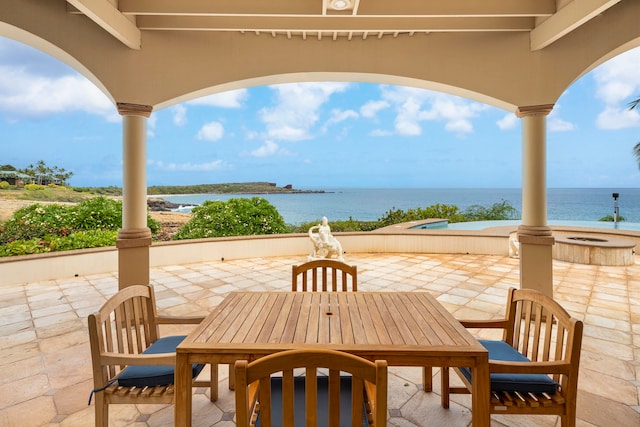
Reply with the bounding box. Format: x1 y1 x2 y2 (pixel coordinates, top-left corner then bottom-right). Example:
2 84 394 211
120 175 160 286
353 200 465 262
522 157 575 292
19 160 74 185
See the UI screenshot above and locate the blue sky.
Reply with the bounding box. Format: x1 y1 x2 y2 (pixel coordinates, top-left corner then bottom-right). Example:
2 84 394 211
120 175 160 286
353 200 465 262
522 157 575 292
1 36 639 189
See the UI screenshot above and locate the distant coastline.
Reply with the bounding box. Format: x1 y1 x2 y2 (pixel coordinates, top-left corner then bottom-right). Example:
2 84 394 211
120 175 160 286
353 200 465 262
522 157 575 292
146 182 326 196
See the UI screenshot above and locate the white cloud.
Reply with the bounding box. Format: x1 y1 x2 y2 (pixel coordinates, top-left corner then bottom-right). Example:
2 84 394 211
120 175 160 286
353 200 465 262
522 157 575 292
250 141 279 157
259 82 350 141
497 113 518 130
360 100 390 118
171 105 187 126
547 104 575 132
147 114 157 137
322 108 358 132
593 47 640 129
328 109 358 124
548 118 575 132
147 159 228 171
596 106 640 129
370 129 392 137
379 86 487 137
0 64 116 121
188 89 248 108
196 121 224 141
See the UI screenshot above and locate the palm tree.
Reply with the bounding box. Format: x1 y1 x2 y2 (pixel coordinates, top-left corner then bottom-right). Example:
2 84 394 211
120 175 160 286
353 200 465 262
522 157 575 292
632 97 640 167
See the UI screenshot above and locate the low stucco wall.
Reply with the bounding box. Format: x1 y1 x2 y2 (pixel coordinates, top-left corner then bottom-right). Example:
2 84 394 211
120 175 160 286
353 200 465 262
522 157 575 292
0 230 510 286
5 224 636 287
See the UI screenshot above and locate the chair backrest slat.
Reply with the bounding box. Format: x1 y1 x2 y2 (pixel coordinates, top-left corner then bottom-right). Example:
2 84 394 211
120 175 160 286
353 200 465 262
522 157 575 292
90 285 161 383
542 307 553 361
507 288 580 375
282 370 295 427
305 367 318 426
328 369 342 426
292 260 357 293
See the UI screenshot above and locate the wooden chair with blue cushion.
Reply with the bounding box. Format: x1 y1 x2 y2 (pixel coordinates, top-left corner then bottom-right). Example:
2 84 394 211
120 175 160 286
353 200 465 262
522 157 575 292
235 349 388 427
441 287 583 427
88 284 216 427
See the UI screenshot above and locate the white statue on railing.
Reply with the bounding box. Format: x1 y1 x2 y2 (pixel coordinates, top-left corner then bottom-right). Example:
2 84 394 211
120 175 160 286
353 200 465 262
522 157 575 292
509 234 520 258
308 216 344 261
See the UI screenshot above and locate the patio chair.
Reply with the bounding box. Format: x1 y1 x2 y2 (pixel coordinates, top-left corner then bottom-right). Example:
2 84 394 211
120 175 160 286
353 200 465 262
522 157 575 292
87 284 216 427
292 259 357 292
234 349 387 427
441 287 583 427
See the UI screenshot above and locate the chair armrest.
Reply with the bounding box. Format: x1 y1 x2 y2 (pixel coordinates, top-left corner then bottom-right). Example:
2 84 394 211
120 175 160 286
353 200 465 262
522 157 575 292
489 360 571 376
459 319 509 329
102 352 176 366
156 315 205 324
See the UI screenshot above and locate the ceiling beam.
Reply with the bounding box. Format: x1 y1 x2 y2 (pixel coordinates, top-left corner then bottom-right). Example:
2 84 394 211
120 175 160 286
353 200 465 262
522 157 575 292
120 0 554 17
67 0 141 49
137 16 534 32
530 0 621 50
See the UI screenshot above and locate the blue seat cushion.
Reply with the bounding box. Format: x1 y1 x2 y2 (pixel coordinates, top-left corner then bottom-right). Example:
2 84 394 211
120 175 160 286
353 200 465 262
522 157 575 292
117 335 205 388
256 376 369 427
459 340 559 394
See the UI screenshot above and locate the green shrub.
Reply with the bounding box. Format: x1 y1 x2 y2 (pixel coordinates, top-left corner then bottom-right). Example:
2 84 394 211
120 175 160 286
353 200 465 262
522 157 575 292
0 181 9 189
173 197 288 240
599 214 625 222
0 196 159 253
294 217 379 233
24 183 45 191
462 200 519 221
378 203 465 227
0 230 117 257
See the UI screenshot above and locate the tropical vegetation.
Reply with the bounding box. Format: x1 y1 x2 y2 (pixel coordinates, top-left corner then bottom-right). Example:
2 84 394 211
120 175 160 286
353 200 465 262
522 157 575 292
631 97 640 168
0 160 73 185
173 197 289 239
0 197 159 257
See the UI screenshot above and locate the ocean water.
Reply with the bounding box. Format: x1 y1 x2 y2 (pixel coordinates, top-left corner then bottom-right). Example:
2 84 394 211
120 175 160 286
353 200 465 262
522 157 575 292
162 188 640 226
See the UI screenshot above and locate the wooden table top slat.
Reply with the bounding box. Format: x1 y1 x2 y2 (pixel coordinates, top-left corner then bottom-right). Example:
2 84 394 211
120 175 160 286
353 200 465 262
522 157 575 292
259 293 289 343
336 294 355 344
268 293 296 343
413 292 477 346
185 292 483 353
293 293 312 343
382 296 424 345
345 293 367 344
362 293 393 344
386 293 432 345
198 292 251 344
280 292 304 343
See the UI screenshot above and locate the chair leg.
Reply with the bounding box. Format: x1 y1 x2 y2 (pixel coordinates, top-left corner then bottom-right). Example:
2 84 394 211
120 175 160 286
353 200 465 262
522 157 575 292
440 367 450 409
560 413 576 427
210 363 219 401
95 397 108 427
422 366 433 392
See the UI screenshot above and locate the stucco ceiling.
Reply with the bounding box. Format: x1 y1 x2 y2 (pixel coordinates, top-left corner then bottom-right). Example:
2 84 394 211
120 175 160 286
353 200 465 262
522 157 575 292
67 0 620 52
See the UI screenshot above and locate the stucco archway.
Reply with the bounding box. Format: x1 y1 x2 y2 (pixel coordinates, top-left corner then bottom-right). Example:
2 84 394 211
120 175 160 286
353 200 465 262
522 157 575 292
2 0 640 295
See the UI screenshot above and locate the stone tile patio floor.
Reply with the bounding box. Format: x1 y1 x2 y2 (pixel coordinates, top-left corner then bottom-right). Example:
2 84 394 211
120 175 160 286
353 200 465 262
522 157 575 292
1 252 639 426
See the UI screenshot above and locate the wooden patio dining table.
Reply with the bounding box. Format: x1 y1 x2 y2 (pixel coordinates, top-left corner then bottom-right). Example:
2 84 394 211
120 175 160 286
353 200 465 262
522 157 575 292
175 291 490 426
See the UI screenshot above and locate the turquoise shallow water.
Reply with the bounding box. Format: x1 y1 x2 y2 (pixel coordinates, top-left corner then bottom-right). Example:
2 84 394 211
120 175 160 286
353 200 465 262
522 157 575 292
163 187 640 225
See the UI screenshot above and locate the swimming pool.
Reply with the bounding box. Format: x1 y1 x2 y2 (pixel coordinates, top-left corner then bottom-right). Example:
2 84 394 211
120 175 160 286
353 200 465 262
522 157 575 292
411 219 640 232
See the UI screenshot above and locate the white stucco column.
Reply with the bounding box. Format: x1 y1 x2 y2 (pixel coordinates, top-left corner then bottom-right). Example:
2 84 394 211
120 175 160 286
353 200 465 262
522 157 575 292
516 104 555 298
116 102 153 289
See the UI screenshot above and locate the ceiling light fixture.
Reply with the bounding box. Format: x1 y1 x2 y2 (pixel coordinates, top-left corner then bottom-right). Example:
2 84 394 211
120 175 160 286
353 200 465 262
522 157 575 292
331 0 351 11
